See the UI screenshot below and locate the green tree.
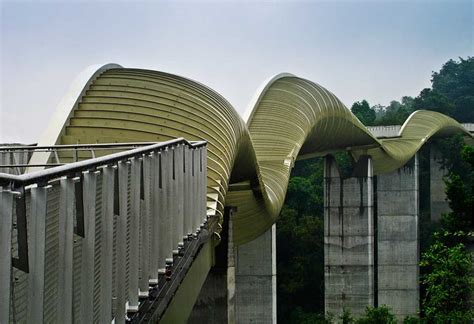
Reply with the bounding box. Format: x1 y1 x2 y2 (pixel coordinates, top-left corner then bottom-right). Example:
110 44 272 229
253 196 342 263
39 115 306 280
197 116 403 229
431 57 474 122
351 100 376 125
413 88 454 116
420 138 473 323
433 137 474 231
277 157 326 322
376 97 414 125
420 233 473 323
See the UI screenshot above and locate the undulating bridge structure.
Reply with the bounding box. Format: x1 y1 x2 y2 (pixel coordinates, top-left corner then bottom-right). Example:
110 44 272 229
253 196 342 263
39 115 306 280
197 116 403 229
1 64 472 323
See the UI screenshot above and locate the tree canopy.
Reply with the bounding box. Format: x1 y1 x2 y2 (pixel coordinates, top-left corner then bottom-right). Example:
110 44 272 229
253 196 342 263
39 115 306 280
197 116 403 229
351 57 473 126
351 100 376 125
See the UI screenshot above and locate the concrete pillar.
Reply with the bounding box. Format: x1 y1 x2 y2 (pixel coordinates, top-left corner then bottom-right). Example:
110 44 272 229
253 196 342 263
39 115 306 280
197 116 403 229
376 156 419 320
189 207 235 323
430 146 450 221
235 224 277 324
324 155 374 317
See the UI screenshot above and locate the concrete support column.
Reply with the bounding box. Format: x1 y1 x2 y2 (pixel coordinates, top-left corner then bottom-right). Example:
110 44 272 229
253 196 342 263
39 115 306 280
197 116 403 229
376 156 419 320
235 224 277 324
430 146 450 221
189 207 234 323
324 155 374 317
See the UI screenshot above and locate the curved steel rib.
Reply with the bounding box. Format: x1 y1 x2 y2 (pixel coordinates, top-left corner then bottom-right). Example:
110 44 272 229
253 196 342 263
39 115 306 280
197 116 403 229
33 64 470 245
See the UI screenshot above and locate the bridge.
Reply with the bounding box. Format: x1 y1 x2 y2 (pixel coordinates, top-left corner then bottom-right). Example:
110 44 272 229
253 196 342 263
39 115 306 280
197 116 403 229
1 64 472 323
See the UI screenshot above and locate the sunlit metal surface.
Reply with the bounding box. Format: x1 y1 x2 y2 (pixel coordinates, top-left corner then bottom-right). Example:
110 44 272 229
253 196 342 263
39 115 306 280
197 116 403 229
33 64 471 245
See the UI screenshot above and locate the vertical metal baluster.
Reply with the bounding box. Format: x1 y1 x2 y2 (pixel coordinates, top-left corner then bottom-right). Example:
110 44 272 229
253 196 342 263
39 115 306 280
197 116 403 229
190 149 195 237
149 152 159 284
198 148 203 227
80 170 97 323
139 155 151 297
0 151 5 173
183 146 191 239
27 186 48 324
162 149 173 262
12 152 21 175
170 147 178 256
175 145 184 251
116 161 128 322
200 147 207 225
203 147 208 223
99 165 114 323
128 158 140 312
0 190 14 324
57 177 75 323
54 150 60 164
157 151 167 273
193 149 199 235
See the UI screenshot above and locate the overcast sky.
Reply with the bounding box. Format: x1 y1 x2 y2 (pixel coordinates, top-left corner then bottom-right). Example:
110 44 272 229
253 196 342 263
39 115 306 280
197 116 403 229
1 0 472 143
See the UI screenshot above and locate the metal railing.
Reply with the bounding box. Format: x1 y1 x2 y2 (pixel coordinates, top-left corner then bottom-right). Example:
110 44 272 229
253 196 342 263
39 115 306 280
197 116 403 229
0 138 208 323
0 142 163 173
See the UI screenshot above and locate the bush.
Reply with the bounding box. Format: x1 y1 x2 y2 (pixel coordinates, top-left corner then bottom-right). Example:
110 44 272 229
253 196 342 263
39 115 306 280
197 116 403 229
340 308 355 323
403 315 422 324
420 233 473 323
355 305 397 324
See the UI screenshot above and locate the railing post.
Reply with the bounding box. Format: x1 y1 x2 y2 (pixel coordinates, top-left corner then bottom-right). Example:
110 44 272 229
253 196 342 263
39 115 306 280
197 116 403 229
200 147 207 225
80 170 98 323
139 154 151 296
57 177 75 323
184 146 192 238
128 157 141 311
193 148 200 234
99 165 114 323
171 147 179 255
27 185 48 324
175 145 184 250
0 189 14 324
158 150 169 271
162 148 173 262
116 161 129 321
150 152 160 284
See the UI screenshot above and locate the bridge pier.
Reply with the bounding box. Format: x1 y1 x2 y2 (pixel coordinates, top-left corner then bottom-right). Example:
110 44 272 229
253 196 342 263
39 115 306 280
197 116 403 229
429 146 450 221
324 155 375 317
234 224 277 324
324 154 420 319
189 208 277 323
189 207 234 323
376 155 419 320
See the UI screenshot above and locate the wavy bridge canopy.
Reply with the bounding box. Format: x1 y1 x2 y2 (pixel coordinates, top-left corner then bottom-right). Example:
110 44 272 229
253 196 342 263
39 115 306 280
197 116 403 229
32 64 471 245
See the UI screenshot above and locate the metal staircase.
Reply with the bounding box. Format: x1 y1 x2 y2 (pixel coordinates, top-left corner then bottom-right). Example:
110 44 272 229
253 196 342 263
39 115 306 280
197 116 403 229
0 139 210 323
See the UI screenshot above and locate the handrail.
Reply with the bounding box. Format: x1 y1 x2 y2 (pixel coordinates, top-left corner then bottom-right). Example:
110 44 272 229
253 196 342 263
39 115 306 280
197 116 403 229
0 141 159 151
0 138 206 188
2 139 209 323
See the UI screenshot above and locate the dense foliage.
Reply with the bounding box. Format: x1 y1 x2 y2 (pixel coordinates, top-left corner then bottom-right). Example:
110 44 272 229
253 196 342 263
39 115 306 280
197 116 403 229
351 100 376 125
419 139 473 323
277 158 325 322
420 232 472 323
